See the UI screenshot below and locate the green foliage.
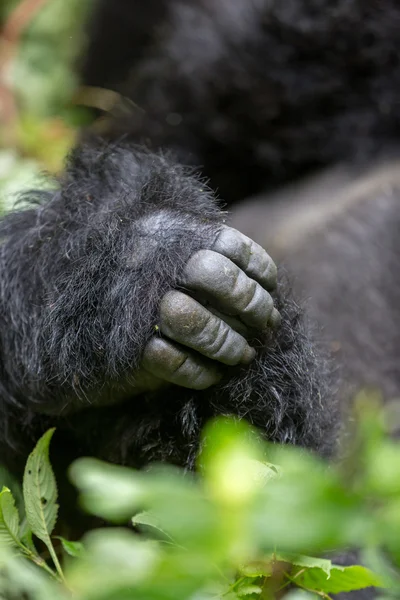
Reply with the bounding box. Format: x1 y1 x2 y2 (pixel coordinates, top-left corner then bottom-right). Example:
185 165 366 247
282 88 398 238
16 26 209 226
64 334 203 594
0 149 51 213
0 0 20 22
0 488 20 547
294 565 382 595
11 0 92 119
0 403 399 599
23 429 59 541
0 0 93 210
22 428 64 580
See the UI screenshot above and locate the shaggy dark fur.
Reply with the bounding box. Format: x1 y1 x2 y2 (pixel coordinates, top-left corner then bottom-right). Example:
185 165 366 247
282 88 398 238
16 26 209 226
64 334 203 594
83 0 400 200
0 139 335 477
4 0 400 479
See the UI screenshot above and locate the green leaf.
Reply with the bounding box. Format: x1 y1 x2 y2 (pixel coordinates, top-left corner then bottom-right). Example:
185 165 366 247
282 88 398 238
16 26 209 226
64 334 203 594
279 554 333 576
22 429 58 544
0 487 21 547
362 546 400 590
294 565 385 594
247 460 281 485
22 429 64 581
57 537 85 558
19 519 35 553
69 458 146 521
237 584 263 597
65 529 159 596
241 555 385 596
2 553 62 600
132 511 173 541
241 555 331 579
199 418 265 507
240 561 273 578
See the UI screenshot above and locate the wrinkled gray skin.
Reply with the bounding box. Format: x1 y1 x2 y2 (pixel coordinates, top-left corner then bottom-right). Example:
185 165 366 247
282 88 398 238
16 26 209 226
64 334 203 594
139 226 279 392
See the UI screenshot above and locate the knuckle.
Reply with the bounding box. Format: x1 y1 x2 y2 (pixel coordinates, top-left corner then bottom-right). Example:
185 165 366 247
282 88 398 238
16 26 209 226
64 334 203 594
160 290 190 319
214 332 244 364
142 337 170 369
173 354 221 389
231 271 257 307
242 285 273 326
186 248 214 271
170 353 189 375
202 319 249 366
142 335 222 390
186 249 234 283
216 227 252 264
160 292 209 337
262 259 278 289
143 337 187 374
190 365 222 389
202 318 230 355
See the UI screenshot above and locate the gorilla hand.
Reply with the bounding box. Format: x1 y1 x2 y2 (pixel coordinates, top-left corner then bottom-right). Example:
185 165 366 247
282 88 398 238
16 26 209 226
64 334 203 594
0 148 281 418
141 227 280 390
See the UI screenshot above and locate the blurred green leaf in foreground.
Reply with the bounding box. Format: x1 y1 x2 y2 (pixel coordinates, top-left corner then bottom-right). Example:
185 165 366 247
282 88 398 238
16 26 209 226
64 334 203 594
0 396 399 600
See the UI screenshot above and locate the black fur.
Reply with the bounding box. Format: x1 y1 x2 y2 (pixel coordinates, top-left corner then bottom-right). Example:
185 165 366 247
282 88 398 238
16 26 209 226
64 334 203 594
82 0 400 200
0 138 335 476
5 0 399 478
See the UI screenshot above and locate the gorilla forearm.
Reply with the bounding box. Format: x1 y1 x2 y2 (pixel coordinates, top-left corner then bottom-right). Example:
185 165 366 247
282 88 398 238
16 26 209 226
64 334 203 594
0 141 223 417
0 137 338 470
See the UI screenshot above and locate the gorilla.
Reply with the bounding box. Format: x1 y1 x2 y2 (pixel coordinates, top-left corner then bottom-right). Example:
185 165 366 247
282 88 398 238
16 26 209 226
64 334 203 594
1 0 400 483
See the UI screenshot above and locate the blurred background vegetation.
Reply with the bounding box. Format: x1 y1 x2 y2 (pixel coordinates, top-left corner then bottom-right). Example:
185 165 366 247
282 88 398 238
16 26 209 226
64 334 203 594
0 0 92 212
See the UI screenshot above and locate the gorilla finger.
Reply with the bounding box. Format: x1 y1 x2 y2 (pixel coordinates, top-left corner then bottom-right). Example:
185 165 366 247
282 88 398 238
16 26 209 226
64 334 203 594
183 250 275 329
159 290 256 365
269 307 282 329
213 226 277 291
142 336 222 390
207 306 250 338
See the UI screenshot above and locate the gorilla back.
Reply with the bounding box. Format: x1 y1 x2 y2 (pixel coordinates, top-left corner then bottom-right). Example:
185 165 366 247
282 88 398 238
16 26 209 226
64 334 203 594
233 159 400 413
1 0 399 480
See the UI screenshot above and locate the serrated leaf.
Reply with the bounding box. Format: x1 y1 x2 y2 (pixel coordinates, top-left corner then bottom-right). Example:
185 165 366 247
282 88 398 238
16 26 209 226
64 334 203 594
57 537 85 558
0 487 21 547
19 519 35 553
132 511 173 541
294 565 385 594
278 554 333 575
22 429 58 545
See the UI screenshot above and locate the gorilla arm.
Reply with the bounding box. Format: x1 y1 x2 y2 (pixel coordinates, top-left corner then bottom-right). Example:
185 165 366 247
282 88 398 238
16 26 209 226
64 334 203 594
0 138 337 476
0 140 278 421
